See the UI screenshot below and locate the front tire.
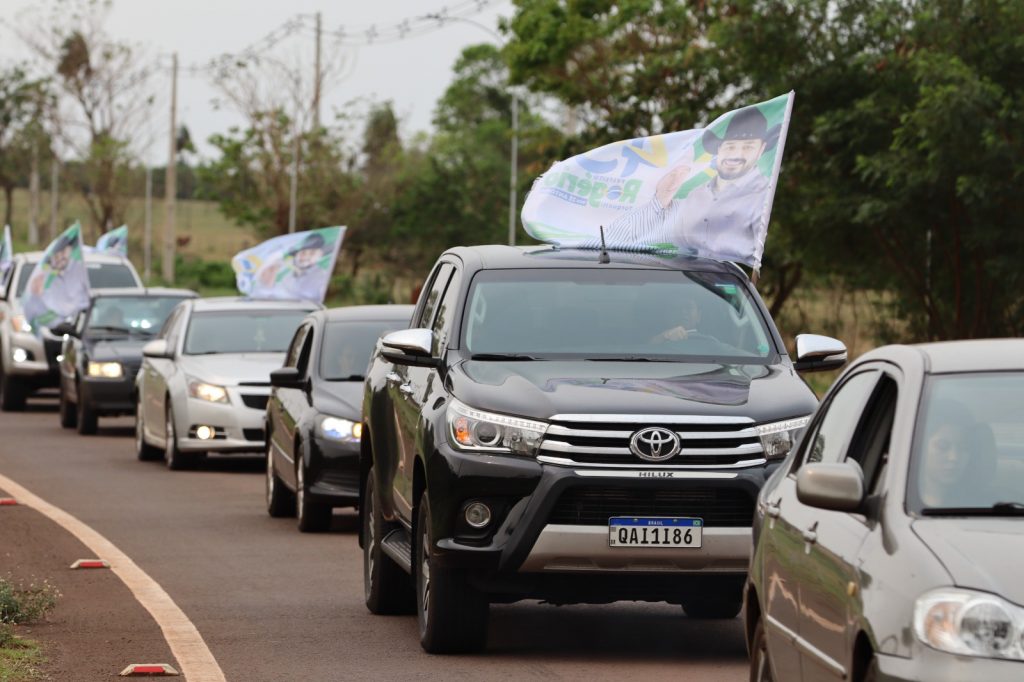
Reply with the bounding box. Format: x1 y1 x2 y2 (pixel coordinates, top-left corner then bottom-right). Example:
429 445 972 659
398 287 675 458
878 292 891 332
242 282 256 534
59 380 77 429
363 465 412 614
749 618 774 682
416 493 489 654
164 402 195 470
266 442 295 517
135 400 162 461
296 456 331 532
0 369 26 412
75 384 98 435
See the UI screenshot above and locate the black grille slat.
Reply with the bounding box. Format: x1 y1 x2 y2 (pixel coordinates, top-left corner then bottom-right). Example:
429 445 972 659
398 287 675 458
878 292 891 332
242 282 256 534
549 487 755 527
243 428 265 442
240 394 269 410
555 435 758 449
557 453 751 466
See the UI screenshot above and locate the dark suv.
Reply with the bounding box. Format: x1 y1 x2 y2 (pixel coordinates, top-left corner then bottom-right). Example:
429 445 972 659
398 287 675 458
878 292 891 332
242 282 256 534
360 245 846 653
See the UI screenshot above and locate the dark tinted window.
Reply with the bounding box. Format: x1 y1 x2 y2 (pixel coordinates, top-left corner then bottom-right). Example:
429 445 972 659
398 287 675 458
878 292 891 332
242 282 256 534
416 263 454 328
462 268 774 360
86 263 138 288
184 310 309 354
320 320 405 380
431 270 462 355
86 296 190 338
15 263 35 296
285 325 310 369
795 371 879 471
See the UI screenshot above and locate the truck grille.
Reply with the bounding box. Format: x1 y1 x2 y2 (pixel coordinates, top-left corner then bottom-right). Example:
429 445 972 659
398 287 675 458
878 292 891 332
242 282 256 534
549 487 755 527
539 415 764 467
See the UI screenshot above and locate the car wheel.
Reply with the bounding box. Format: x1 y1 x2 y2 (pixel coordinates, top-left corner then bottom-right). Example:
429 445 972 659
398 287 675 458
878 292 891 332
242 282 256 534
0 368 26 412
75 384 98 435
682 597 743 619
749 617 774 682
265 442 295 517
164 402 194 470
416 492 489 654
135 400 161 461
59 380 77 429
296 456 331 532
363 465 413 614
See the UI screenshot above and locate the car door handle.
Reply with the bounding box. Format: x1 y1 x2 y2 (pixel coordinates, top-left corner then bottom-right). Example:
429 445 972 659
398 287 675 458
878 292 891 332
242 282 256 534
386 372 402 385
399 384 414 396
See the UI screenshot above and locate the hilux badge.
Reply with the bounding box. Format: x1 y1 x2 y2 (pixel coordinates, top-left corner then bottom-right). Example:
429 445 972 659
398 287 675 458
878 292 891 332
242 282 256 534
629 427 681 462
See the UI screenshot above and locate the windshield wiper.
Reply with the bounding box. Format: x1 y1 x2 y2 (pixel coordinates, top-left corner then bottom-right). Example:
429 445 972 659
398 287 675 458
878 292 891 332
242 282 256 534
921 502 1024 516
584 355 676 362
470 353 538 361
88 325 131 334
326 374 365 382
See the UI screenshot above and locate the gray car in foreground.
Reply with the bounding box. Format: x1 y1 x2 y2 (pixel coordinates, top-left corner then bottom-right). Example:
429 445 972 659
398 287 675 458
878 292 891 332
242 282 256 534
746 338 1024 682
135 297 320 469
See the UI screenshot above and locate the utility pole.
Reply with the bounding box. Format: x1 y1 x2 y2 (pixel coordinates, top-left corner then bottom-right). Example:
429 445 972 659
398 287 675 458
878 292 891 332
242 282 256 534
144 165 153 281
28 141 40 246
49 158 59 240
162 53 178 284
288 120 299 233
508 95 518 246
313 11 322 130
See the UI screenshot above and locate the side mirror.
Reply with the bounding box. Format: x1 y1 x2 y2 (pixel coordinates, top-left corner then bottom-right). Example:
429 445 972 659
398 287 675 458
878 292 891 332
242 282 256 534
270 367 305 389
794 334 847 372
142 339 172 359
380 328 439 368
50 321 77 337
796 462 865 512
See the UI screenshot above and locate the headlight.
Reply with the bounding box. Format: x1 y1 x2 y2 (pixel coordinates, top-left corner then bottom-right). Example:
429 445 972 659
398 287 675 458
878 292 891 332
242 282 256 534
10 315 31 333
318 416 361 442
915 588 1024 660
87 361 124 378
447 398 547 457
188 378 229 404
756 416 811 460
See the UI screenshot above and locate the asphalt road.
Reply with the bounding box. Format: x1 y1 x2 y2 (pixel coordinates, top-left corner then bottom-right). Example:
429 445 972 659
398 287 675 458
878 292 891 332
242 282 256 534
0 396 749 681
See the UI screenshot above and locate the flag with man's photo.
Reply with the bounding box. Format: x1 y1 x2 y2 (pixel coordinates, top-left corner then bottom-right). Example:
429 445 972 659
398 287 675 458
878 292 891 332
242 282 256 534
95 225 128 256
20 221 90 331
0 225 13 276
520 92 794 269
231 226 346 303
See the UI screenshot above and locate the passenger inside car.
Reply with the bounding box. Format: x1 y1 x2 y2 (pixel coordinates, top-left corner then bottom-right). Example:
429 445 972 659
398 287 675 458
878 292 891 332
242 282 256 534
916 399 995 508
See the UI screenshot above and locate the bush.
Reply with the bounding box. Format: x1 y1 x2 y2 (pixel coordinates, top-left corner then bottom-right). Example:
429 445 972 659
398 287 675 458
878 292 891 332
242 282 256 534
173 255 237 292
0 577 59 626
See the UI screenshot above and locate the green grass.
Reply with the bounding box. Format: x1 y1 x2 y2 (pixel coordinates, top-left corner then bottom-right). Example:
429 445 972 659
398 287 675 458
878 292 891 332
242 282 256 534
0 632 42 682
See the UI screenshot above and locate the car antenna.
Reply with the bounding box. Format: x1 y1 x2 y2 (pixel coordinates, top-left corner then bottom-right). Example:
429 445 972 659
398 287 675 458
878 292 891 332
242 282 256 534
598 226 610 264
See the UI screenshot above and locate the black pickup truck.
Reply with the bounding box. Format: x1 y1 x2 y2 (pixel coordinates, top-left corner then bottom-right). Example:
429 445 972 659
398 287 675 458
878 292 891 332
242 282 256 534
359 245 846 653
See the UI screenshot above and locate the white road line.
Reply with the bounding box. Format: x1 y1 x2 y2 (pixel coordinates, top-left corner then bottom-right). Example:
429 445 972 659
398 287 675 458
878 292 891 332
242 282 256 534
0 473 226 682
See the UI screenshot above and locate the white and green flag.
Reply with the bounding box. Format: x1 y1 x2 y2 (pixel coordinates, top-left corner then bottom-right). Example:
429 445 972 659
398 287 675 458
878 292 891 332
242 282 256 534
20 221 90 330
231 227 345 303
95 224 128 256
521 93 794 269
0 225 12 276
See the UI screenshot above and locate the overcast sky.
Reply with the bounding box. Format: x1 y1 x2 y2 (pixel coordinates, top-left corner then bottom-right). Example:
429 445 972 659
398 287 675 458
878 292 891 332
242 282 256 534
0 0 513 163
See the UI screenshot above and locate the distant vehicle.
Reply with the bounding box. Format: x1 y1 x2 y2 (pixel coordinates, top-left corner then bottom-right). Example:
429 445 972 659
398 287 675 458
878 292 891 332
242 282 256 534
746 339 1024 682
55 289 198 434
265 304 414 532
134 297 321 470
0 251 142 411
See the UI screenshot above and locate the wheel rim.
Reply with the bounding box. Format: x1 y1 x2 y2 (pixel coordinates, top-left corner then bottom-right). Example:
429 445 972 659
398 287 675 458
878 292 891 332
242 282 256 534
419 519 431 629
165 407 175 465
364 484 375 599
296 463 305 521
265 449 275 506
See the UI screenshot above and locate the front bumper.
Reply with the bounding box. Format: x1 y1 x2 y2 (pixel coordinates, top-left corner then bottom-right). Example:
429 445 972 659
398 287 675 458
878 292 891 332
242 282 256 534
4 331 58 382
876 648 1024 682
175 388 268 454
307 435 360 506
80 376 135 415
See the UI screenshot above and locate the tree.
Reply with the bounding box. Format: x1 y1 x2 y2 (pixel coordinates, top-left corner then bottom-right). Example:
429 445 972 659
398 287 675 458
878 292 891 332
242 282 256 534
0 66 50 227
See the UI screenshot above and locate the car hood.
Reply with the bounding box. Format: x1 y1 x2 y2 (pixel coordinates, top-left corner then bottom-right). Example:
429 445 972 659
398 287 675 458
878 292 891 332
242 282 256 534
84 337 149 362
178 353 285 387
312 381 362 421
913 519 1024 604
448 360 816 422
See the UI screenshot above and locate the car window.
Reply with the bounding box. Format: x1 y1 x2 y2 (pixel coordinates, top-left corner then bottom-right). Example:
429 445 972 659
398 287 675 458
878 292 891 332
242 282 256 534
295 328 314 375
284 325 310 369
14 263 35 297
792 370 880 473
415 263 454 329
184 310 309 355
159 307 182 341
85 263 138 288
85 296 188 338
319 320 405 380
430 269 462 355
844 374 898 494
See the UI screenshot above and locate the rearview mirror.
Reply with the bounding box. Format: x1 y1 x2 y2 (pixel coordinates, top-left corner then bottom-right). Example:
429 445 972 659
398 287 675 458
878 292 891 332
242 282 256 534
142 339 172 359
796 462 865 512
380 328 439 368
270 367 305 389
794 334 847 372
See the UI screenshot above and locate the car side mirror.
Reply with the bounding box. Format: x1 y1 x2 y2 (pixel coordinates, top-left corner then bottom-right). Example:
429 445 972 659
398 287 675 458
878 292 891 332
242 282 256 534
50 321 77 337
142 339 172 359
270 367 305 389
793 334 847 372
796 462 865 512
380 328 439 368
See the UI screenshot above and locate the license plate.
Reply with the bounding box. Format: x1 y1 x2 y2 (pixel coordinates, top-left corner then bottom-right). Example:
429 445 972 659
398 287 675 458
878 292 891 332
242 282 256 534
608 517 703 548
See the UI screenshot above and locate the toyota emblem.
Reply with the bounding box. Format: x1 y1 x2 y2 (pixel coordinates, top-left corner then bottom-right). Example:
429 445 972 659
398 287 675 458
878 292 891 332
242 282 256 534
629 427 682 462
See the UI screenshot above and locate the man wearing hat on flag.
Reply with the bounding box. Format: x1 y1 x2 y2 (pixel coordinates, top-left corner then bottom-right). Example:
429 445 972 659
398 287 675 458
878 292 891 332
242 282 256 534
22 228 89 327
257 231 331 301
604 104 781 263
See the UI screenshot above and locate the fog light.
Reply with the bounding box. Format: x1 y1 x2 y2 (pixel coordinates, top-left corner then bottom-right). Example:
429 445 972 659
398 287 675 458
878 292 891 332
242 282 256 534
195 425 214 441
464 502 492 529
11 348 28 363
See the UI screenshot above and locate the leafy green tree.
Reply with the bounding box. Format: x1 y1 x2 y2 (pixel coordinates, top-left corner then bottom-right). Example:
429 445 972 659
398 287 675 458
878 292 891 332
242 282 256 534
0 66 50 227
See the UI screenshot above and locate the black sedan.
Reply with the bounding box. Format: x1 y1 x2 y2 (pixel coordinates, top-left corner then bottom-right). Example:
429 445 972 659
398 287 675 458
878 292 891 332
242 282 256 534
56 288 197 434
265 304 413 532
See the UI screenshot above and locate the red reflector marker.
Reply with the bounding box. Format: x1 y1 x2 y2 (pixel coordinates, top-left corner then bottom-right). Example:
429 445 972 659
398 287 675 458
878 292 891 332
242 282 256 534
70 559 110 569
0 498 17 505
119 663 180 676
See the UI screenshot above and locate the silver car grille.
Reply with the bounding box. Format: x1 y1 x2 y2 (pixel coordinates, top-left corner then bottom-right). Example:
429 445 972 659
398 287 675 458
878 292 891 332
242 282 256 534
538 414 765 469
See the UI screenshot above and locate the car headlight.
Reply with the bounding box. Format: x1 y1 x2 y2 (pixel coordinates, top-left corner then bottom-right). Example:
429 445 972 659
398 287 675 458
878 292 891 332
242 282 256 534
188 378 229 404
447 398 547 457
10 314 31 333
87 361 124 378
318 416 361 442
756 416 811 460
915 588 1024 661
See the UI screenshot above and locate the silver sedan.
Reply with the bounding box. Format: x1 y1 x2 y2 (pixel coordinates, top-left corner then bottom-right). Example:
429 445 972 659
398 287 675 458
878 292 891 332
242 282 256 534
135 297 320 469
746 338 1024 682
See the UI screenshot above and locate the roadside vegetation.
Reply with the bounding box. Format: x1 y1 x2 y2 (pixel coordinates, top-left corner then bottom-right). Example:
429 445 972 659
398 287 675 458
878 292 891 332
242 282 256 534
0 577 60 682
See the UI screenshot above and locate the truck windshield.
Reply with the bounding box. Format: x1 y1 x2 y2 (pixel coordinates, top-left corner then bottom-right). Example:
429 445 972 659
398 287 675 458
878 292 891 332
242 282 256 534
462 268 776 361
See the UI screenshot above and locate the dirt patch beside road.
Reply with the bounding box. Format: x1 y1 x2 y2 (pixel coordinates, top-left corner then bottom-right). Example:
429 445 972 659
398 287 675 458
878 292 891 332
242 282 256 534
0 494 178 680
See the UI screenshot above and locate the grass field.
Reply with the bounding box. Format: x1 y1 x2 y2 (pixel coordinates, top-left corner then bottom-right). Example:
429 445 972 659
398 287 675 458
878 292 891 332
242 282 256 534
0 634 41 682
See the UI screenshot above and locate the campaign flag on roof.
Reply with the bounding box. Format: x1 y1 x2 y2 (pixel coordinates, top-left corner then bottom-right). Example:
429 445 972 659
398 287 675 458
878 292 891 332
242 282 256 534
0 225 12 276
95 225 128 256
520 92 794 270
231 226 345 303
19 221 90 331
